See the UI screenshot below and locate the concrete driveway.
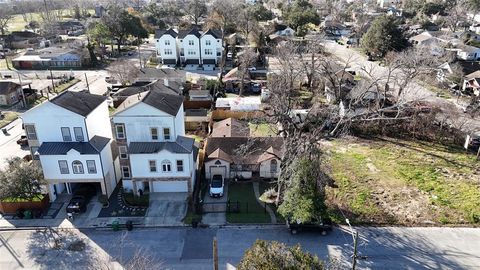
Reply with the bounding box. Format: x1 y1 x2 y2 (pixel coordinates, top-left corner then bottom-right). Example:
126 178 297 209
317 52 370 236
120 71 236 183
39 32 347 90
145 193 188 226
201 181 229 225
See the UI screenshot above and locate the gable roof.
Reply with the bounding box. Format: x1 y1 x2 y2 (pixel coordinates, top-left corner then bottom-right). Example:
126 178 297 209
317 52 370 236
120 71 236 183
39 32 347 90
155 28 178 39
128 136 195 154
50 91 106 117
136 68 186 82
0 81 21 95
178 27 201 39
114 89 184 116
37 135 110 155
205 137 284 164
203 29 222 39
113 80 182 97
211 118 250 137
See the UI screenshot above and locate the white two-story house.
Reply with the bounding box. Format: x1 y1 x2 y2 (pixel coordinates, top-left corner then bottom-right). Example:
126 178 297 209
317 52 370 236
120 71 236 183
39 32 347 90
200 29 222 71
112 90 197 195
155 27 223 70
154 28 178 67
21 91 120 202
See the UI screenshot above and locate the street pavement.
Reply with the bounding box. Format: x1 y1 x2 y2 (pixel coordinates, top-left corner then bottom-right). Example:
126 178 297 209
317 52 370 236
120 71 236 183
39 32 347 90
0 118 29 170
0 226 479 269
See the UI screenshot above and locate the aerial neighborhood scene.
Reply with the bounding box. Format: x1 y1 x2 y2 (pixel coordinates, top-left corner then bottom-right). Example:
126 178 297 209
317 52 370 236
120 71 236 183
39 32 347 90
1 0 480 269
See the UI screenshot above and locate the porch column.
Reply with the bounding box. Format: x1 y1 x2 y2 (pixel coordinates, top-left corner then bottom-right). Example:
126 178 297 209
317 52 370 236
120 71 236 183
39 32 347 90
133 180 138 196
149 180 154 193
100 181 107 196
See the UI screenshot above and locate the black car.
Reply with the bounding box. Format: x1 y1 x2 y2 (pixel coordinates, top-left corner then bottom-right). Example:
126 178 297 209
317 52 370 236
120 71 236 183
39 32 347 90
66 184 97 214
287 217 333 235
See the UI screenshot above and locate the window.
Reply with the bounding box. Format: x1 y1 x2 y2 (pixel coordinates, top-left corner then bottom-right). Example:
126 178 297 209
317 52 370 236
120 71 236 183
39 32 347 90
164 49 172 55
176 160 184 172
122 166 131 178
119 146 128 159
206 40 211 46
270 159 278 173
72 160 84 174
25 124 37 140
74 127 84 141
188 40 194 45
163 128 171 140
115 124 125 139
165 40 170 45
151 127 159 140
162 160 172 172
149 160 157 172
187 49 196 55
205 49 212 55
86 160 96 174
58 160 69 174
31 147 39 160
61 127 72 141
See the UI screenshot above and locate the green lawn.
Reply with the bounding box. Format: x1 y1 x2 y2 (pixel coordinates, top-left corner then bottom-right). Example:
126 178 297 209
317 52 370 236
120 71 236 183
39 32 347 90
0 111 19 129
323 138 480 225
226 182 271 223
258 181 285 223
123 193 149 207
54 78 80 93
248 122 277 137
1 194 45 202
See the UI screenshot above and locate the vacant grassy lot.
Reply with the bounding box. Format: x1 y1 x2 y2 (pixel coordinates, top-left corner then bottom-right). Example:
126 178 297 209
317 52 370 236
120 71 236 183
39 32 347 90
0 111 19 129
323 137 480 226
248 122 277 137
226 182 270 223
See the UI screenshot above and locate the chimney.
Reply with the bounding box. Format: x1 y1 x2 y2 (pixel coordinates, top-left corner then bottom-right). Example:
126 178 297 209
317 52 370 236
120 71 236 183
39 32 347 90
164 78 169 87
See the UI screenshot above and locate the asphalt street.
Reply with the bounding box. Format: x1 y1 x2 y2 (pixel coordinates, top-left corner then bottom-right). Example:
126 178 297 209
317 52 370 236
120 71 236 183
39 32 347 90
1 226 479 269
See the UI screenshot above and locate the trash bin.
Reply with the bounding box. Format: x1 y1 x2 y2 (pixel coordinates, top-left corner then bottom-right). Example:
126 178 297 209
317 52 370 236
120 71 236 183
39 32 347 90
23 210 32 219
112 220 120 231
192 220 198 228
126 220 133 231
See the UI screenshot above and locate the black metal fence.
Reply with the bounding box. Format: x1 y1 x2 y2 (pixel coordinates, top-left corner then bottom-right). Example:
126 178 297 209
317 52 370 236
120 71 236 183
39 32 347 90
201 200 268 214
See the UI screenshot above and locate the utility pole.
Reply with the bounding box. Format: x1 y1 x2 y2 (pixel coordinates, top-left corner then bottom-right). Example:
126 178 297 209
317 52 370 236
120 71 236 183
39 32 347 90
17 72 27 108
138 44 142 68
213 237 218 270
49 69 56 93
352 230 359 270
84 73 90 93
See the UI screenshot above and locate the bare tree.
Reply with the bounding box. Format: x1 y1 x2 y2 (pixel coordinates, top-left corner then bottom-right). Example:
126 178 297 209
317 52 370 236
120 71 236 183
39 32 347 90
108 60 139 85
183 0 208 26
237 48 258 96
444 0 468 32
0 6 13 35
236 6 259 44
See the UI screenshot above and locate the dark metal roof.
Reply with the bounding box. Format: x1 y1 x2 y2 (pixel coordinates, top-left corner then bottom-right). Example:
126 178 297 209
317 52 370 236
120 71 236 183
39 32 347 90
178 27 201 39
185 108 208 117
129 136 195 154
37 136 110 155
155 28 178 39
203 59 216 65
203 29 222 39
50 91 106 117
89 135 111 151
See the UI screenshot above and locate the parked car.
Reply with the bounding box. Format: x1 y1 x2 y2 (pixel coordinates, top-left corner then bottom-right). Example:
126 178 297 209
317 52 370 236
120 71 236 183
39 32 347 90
226 52 233 60
247 67 257 71
105 76 117 84
16 135 28 146
250 83 261 93
66 184 97 214
287 216 333 235
209 174 224 198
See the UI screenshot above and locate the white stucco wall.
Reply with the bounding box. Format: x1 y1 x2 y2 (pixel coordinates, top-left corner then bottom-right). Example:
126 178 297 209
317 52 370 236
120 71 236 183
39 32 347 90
22 102 86 144
259 158 281 178
129 150 192 178
157 35 178 60
85 101 113 140
181 34 200 62
40 150 103 181
100 141 117 196
200 34 221 62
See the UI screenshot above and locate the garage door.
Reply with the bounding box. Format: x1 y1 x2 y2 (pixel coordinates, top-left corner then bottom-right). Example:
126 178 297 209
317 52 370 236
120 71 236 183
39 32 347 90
152 181 188 192
210 166 226 179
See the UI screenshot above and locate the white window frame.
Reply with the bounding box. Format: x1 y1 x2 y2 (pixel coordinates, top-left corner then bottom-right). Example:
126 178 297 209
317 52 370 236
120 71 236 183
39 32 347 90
149 160 157 172
61 127 72 142
162 160 172 172
72 160 84 174
58 160 69 174
151 127 159 140
176 160 184 172
74 127 84 142
122 166 131 178
115 124 125 139
119 146 128 159
163 128 171 140
86 160 97 174
25 124 37 140
188 40 194 46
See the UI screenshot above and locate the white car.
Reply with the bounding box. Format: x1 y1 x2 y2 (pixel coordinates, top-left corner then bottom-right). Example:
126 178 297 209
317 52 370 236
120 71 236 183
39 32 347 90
209 174 224 198
247 67 257 71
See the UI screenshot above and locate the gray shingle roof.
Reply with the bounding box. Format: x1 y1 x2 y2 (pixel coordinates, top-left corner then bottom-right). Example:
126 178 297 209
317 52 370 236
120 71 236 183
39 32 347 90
50 91 106 117
178 28 201 39
128 136 195 154
0 81 21 95
113 80 182 97
155 28 178 39
203 29 222 39
37 136 110 155
136 68 186 82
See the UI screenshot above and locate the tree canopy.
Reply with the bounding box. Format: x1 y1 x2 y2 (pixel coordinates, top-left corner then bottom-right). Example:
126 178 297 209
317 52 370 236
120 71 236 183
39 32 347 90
282 0 320 33
237 240 324 270
360 15 408 57
0 157 45 201
278 158 327 223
